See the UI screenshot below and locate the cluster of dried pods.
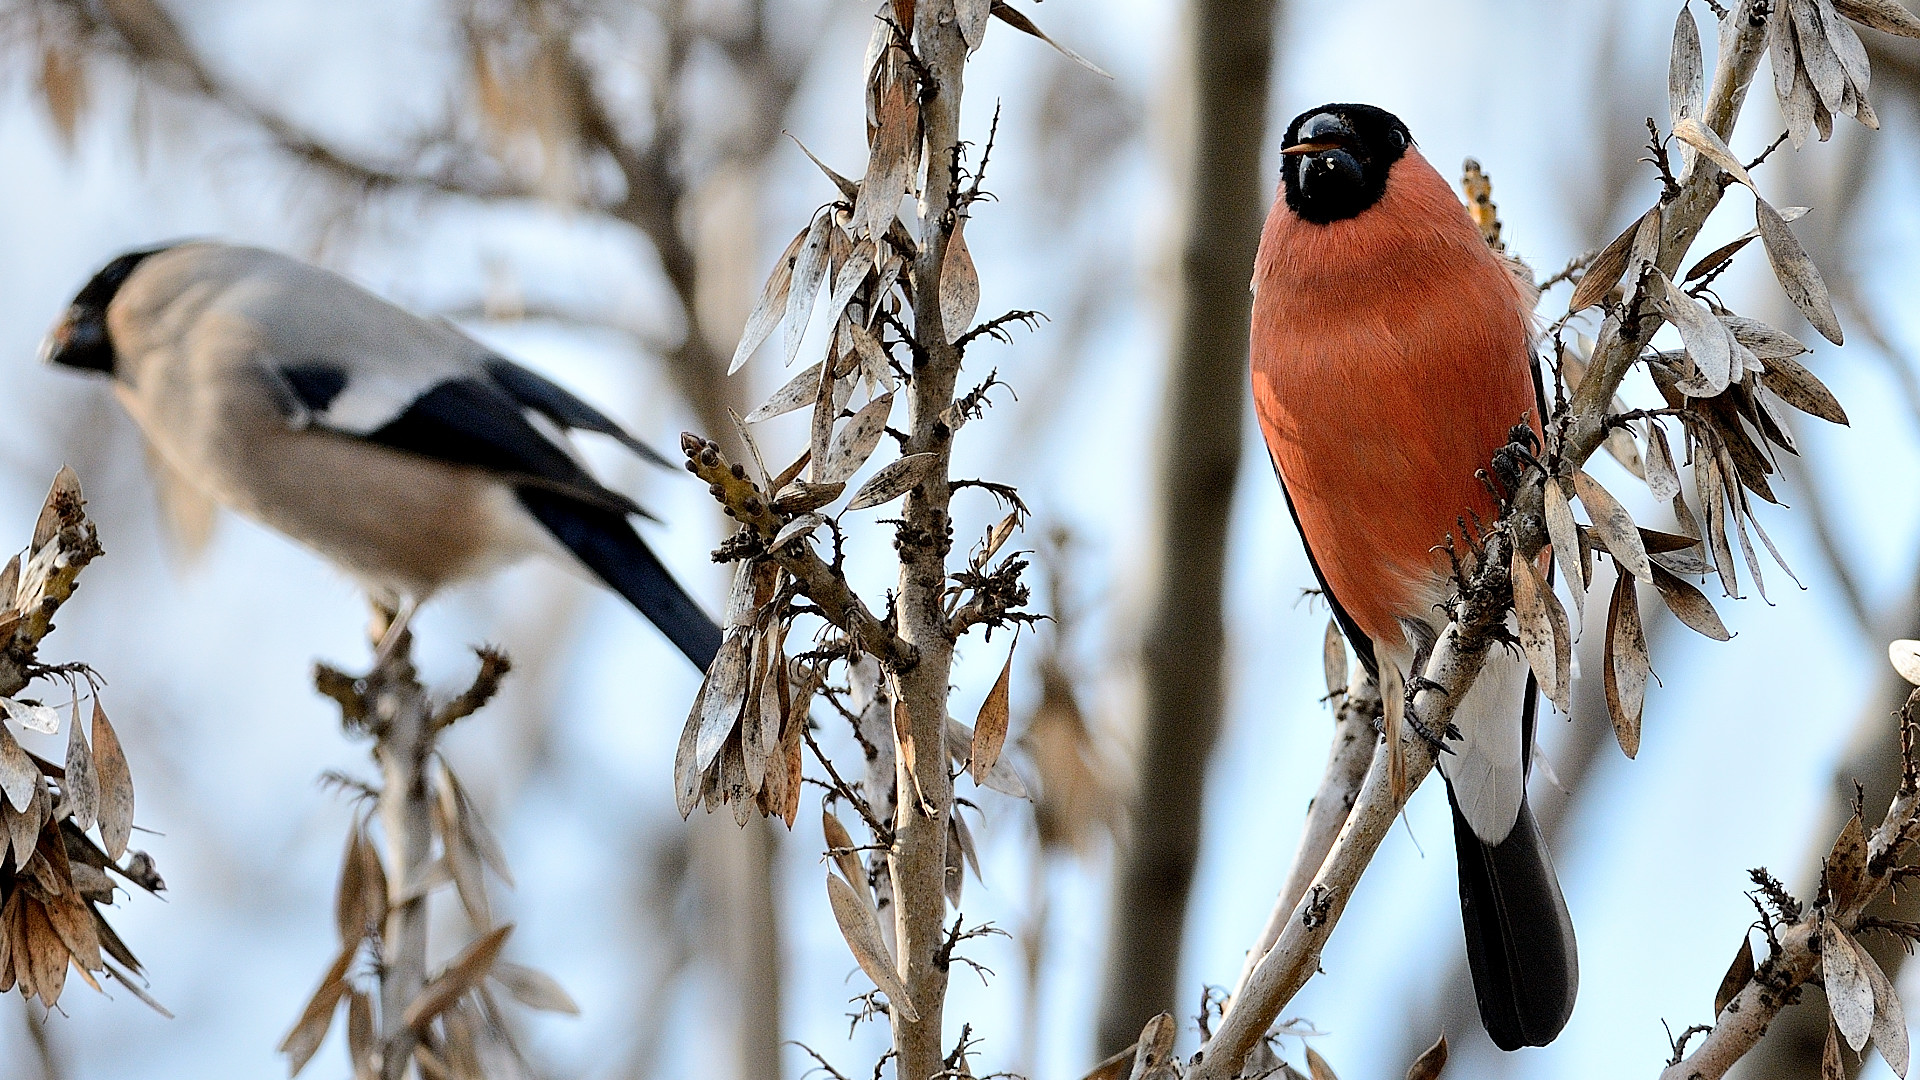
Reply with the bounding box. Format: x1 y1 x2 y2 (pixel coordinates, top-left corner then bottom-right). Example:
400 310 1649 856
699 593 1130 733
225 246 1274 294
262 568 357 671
0 469 159 1013
1503 0 1920 764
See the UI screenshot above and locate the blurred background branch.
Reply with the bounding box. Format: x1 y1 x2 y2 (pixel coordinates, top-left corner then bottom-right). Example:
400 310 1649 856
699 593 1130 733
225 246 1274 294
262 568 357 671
1094 0 1280 1055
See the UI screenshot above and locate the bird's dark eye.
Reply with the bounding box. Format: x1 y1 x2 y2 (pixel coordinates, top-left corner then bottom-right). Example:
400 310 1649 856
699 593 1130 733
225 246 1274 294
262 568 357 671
1388 128 1408 151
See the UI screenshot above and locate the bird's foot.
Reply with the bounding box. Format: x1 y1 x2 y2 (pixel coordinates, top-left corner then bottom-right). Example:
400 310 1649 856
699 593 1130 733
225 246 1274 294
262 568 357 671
1405 687 1459 749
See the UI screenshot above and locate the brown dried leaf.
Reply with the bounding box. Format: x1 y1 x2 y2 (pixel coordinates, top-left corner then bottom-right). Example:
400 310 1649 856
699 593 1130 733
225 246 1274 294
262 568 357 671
1405 1034 1448 1080
742 633 774 792
444 767 510 885
1686 233 1760 283
848 321 896 392
1760 350 1848 424
336 827 370 945
1322 619 1348 701
988 1 1111 76
984 511 1020 564
43 893 100 975
1756 197 1844 345
819 392 895 485
940 223 980 344
1511 549 1572 715
1656 272 1734 395
696 633 751 774
32 466 80 552
849 452 940 511
746 361 825 424
403 924 514 1030
1381 662 1407 803
1671 5 1704 139
0 724 37 812
1827 813 1869 910
1836 0 1920 37
1794 0 1852 111
823 239 878 336
1650 563 1733 640
62 704 97 832
1645 423 1683 503
1696 450 1740 597
1570 210 1650 312
346 989 375 1079
1604 571 1650 759
6 785 42 868
825 872 919 1020
435 776 490 929
783 214 834 367
674 690 703 820
1716 935 1756 1018
1859 942 1911 1076
1544 479 1586 621
1892 641 1920 686
724 733 753 827
279 942 355 1074
1305 1046 1339 1080
1673 117 1755 189
1822 0 1875 97
772 479 846 515
822 808 868 898
1827 1021 1847 1080
1574 471 1655 582
0 554 19 612
491 961 581 1015
1772 0 1807 137
853 52 918 244
970 643 1016 784
91 700 133 860
23 898 67 1006
731 224 810 375
1826 921 1875 1051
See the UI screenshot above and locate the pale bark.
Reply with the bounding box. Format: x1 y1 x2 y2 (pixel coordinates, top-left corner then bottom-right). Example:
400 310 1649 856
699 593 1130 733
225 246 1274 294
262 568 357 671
1227 675 1377 1002
881 6 970 1077
368 628 436 1080
1095 0 1280 1054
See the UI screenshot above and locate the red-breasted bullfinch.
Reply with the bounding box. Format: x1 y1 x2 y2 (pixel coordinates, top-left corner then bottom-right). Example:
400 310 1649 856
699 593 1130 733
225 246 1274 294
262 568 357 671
1250 104 1577 1049
41 242 722 671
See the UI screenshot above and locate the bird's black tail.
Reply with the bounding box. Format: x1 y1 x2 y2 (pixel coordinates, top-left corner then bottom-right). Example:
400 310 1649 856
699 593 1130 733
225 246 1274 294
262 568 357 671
1449 788 1578 1050
518 489 722 671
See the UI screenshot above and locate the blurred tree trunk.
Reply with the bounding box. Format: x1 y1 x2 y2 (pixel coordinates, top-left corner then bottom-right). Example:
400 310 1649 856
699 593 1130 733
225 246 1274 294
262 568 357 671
1094 0 1280 1054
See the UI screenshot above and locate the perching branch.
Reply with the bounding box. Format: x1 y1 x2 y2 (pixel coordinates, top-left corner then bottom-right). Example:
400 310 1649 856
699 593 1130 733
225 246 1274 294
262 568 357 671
291 620 568 1078
1656 687 1920 1080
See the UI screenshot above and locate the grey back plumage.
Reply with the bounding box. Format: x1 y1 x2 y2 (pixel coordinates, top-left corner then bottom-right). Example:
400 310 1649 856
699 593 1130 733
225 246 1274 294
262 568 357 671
59 241 720 669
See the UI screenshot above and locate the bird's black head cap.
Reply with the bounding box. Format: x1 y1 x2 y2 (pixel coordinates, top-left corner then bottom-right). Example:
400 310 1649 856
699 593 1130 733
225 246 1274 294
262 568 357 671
1280 103 1414 225
41 245 175 376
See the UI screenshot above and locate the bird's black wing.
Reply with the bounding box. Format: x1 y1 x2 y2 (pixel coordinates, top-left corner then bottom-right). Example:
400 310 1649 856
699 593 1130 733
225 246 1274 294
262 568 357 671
484 357 673 468
270 360 644 517
270 359 721 671
1269 454 1377 678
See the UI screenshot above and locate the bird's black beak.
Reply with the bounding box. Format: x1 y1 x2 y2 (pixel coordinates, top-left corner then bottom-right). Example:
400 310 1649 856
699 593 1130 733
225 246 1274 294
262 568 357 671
41 304 116 375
